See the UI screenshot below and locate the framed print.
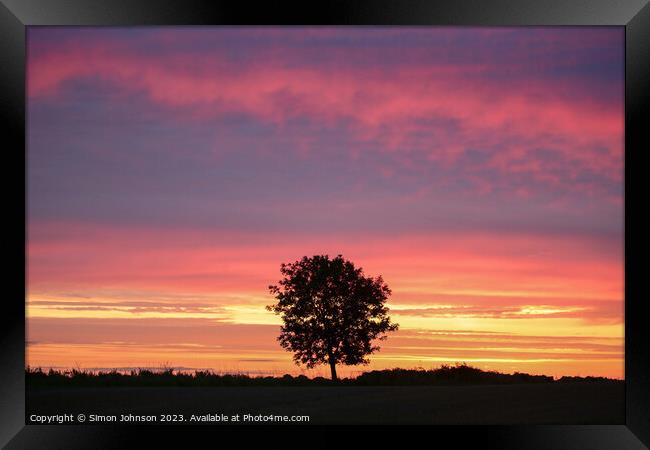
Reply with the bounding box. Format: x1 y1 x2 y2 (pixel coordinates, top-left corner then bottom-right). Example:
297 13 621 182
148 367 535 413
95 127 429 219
1 0 649 448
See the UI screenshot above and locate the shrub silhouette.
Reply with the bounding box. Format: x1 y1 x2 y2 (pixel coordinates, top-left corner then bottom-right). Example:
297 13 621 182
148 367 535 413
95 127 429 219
267 254 398 380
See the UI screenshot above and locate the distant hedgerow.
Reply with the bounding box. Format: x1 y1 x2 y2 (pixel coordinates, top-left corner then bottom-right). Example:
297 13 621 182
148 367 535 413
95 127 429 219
25 363 620 388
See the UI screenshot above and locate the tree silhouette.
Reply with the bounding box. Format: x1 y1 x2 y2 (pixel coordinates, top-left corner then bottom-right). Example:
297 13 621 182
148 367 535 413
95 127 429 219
267 254 398 380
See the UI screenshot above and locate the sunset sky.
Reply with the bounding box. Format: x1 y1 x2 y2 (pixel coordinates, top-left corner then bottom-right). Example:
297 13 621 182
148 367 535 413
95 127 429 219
27 27 624 379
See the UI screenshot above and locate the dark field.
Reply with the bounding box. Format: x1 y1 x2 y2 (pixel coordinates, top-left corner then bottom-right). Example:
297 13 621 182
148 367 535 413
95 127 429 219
27 383 624 424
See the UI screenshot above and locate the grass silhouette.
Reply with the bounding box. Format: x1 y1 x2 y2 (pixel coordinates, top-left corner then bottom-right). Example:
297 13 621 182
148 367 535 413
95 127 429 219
26 363 620 388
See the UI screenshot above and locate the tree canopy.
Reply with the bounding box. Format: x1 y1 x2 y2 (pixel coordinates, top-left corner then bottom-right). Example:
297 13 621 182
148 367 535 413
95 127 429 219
267 254 398 380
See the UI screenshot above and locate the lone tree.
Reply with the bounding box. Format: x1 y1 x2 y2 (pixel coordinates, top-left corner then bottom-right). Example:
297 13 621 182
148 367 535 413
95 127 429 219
267 254 398 380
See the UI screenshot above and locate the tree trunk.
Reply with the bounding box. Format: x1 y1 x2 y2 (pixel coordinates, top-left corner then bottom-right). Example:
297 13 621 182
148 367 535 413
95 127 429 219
329 358 338 381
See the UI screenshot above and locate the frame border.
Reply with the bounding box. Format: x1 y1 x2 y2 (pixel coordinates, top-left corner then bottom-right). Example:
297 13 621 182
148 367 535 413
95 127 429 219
2 1 648 448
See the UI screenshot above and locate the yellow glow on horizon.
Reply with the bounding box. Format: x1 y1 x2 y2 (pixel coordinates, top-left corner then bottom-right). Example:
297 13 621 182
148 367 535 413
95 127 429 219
390 315 623 338
220 305 282 325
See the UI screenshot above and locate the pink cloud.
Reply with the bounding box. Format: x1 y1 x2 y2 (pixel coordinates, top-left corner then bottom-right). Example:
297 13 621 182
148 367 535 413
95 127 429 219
28 221 622 323
27 34 623 198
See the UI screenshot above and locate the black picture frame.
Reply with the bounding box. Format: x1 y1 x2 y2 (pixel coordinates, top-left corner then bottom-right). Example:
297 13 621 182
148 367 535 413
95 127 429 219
2 1 648 448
